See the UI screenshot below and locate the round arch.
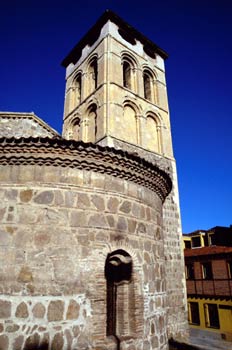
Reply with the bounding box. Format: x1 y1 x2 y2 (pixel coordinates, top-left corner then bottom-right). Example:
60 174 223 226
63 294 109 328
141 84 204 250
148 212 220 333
121 52 138 92
143 112 162 153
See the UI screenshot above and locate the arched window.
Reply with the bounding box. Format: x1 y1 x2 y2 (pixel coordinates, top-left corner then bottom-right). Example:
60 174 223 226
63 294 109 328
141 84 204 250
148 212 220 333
86 104 97 142
143 68 158 105
88 57 98 94
144 114 161 153
70 117 81 141
122 54 137 92
105 250 135 337
123 104 137 144
123 61 132 89
143 71 152 101
74 74 82 106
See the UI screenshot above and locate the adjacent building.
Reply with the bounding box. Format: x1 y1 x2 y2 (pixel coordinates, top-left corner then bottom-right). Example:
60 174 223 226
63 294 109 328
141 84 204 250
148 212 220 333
183 227 232 342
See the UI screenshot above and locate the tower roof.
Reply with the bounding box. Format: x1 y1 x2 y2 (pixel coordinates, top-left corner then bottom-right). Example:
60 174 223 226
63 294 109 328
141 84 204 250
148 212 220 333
61 10 168 67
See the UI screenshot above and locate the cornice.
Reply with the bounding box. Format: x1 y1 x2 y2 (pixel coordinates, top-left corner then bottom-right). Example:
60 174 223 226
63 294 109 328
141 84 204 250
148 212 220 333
0 137 172 202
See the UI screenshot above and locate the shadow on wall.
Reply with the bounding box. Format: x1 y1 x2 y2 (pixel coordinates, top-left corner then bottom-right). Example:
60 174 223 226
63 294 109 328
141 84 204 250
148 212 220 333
23 342 49 350
169 338 201 350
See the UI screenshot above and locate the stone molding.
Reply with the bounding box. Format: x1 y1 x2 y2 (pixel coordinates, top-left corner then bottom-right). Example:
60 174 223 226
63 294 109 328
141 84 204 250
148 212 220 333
0 137 172 202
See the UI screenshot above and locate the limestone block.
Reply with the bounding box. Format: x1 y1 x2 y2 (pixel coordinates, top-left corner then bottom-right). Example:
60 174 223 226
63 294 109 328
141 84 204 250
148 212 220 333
91 194 105 211
34 231 50 248
106 215 115 228
47 300 64 321
107 197 119 213
88 213 108 228
19 189 33 203
15 302 29 318
17 266 33 283
66 299 80 320
64 329 73 349
65 191 77 207
77 193 90 208
0 300 11 318
116 216 127 231
12 335 24 350
70 211 87 227
119 200 132 214
33 190 54 205
127 219 137 233
32 303 46 319
51 333 64 350
0 334 9 350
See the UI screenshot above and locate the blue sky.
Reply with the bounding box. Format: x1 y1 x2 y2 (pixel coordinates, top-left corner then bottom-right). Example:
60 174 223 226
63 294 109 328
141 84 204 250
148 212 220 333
0 0 231 233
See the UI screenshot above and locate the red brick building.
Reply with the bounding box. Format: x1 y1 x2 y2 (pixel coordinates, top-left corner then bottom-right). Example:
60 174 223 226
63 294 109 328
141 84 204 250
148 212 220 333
183 227 232 342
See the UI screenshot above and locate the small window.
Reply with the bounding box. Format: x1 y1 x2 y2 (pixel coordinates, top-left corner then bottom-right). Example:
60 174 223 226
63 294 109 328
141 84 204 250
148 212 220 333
105 249 133 337
191 236 201 248
74 74 82 105
143 71 152 101
202 262 213 280
186 263 195 280
204 303 220 328
88 57 98 94
188 302 200 325
71 118 81 141
185 240 191 249
86 104 97 143
123 61 132 89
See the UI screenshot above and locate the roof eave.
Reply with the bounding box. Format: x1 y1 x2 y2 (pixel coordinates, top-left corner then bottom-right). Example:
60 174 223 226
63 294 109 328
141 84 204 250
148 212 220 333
61 10 168 68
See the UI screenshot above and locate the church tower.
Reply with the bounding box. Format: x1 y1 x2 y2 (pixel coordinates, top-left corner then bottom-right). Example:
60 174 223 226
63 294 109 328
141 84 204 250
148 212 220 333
0 10 188 350
62 11 173 160
61 10 188 348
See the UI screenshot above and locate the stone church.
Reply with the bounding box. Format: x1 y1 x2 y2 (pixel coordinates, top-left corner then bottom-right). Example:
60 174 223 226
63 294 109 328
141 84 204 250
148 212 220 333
0 10 188 350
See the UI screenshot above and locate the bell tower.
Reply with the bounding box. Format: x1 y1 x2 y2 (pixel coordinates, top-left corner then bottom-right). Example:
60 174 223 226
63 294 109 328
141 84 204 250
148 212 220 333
62 10 188 347
62 11 173 160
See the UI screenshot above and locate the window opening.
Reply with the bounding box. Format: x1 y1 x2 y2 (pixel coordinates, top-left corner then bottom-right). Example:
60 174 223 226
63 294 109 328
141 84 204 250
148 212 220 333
186 263 195 280
105 249 133 337
75 74 82 105
87 104 97 142
143 72 152 101
204 303 220 328
123 61 132 89
89 58 98 93
191 236 201 248
71 118 80 141
185 240 191 249
188 302 200 325
202 262 213 279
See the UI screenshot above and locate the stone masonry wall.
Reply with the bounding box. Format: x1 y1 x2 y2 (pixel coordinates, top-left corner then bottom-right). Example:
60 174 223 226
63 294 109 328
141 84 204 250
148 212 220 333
98 137 189 342
0 163 169 350
0 113 58 138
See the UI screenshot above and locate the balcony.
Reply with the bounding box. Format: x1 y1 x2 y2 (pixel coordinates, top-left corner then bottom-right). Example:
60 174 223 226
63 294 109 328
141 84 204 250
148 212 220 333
187 278 232 297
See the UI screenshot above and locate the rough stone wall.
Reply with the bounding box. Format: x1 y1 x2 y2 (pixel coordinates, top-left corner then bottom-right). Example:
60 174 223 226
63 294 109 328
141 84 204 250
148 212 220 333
162 167 188 341
98 137 189 342
0 113 58 138
0 152 170 350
